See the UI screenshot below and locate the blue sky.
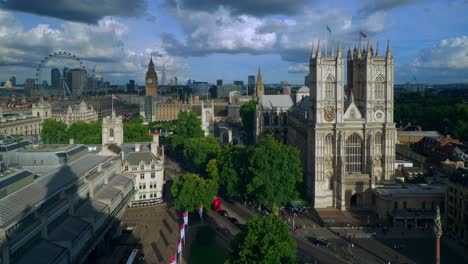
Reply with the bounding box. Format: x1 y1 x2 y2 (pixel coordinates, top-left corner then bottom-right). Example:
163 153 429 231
0 0 466 85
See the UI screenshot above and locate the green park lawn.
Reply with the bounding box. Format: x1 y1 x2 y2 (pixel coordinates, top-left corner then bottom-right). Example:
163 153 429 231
188 225 229 264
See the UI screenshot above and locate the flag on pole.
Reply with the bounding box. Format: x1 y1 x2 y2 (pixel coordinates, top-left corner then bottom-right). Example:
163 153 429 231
179 224 185 239
178 238 182 254
326 25 332 33
170 255 176 264
183 211 188 226
112 94 122 101
359 31 367 38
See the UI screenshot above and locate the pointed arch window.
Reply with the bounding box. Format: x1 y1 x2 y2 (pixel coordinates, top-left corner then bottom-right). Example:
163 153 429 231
375 133 382 155
325 134 334 155
375 75 385 99
263 113 270 126
325 75 335 99
346 133 362 174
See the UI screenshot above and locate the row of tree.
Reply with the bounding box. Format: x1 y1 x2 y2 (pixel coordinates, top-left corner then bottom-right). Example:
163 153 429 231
395 95 468 141
40 115 153 144
167 110 299 263
41 120 102 144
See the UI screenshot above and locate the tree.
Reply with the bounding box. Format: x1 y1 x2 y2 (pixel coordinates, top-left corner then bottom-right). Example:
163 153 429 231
246 135 302 209
205 159 219 182
68 121 102 144
171 173 218 212
41 119 68 144
124 116 152 143
174 111 204 139
183 136 221 172
218 145 251 199
239 100 256 144
227 215 296 264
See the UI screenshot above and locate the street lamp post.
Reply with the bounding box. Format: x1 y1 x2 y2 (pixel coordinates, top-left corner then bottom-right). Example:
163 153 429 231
434 206 442 264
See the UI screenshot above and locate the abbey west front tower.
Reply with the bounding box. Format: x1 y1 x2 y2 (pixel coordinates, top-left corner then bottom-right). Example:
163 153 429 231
308 40 396 210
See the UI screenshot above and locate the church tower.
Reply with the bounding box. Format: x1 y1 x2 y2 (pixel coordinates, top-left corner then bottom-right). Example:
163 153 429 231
308 41 345 208
146 57 158 97
102 110 123 146
253 66 264 100
307 40 396 210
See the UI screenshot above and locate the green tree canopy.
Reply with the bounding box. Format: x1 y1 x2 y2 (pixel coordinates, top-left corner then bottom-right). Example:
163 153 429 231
174 111 204 139
183 136 221 172
171 173 218 212
218 145 251 199
239 100 256 144
41 119 69 144
246 135 302 209
395 95 468 141
67 121 102 144
226 215 296 264
124 116 152 143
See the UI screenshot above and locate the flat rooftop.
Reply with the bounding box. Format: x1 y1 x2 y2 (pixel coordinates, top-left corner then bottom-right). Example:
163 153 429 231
20 144 81 152
374 183 447 197
0 154 112 227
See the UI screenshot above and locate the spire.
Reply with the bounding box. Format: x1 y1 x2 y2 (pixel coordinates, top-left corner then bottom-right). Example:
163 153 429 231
330 42 334 57
337 41 342 58
370 44 374 56
375 41 380 56
257 66 262 83
310 42 315 60
347 47 352 59
255 65 265 99
316 40 321 59
353 44 358 59
366 39 371 57
350 89 355 103
386 40 392 57
357 43 361 58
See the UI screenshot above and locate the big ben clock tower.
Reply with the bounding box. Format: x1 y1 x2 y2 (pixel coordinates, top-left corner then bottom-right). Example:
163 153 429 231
146 56 158 97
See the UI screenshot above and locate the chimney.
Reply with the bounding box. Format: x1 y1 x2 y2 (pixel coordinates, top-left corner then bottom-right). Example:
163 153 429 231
135 144 140 152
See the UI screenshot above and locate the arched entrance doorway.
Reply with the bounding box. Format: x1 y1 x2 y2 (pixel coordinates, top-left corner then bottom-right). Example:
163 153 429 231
350 193 361 208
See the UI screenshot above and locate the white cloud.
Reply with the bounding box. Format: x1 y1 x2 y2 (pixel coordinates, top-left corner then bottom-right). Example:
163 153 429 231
0 10 187 84
288 63 308 74
412 36 468 69
162 7 278 56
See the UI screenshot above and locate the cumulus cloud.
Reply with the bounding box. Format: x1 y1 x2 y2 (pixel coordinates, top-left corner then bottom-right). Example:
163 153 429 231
0 10 187 83
288 63 308 74
162 7 277 56
0 0 147 23
412 36 468 69
359 0 422 15
166 0 314 17
401 36 468 83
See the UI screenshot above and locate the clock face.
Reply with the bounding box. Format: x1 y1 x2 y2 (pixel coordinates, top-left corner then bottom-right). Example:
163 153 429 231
147 78 153 84
374 111 384 121
323 105 336 122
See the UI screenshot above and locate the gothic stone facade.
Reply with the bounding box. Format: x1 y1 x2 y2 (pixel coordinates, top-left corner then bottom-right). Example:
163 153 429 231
290 41 396 210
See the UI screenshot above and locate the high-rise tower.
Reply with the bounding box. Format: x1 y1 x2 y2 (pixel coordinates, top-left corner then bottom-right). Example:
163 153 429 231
146 57 158 97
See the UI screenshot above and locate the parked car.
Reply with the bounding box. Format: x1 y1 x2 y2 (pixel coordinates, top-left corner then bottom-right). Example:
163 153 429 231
218 210 229 217
307 236 330 246
229 217 239 224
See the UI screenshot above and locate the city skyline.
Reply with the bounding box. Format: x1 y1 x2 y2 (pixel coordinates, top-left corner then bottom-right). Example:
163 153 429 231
0 0 467 85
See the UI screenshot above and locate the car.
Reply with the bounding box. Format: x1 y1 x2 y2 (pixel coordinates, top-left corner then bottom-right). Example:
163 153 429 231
229 217 239 224
218 210 229 217
307 236 330 246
